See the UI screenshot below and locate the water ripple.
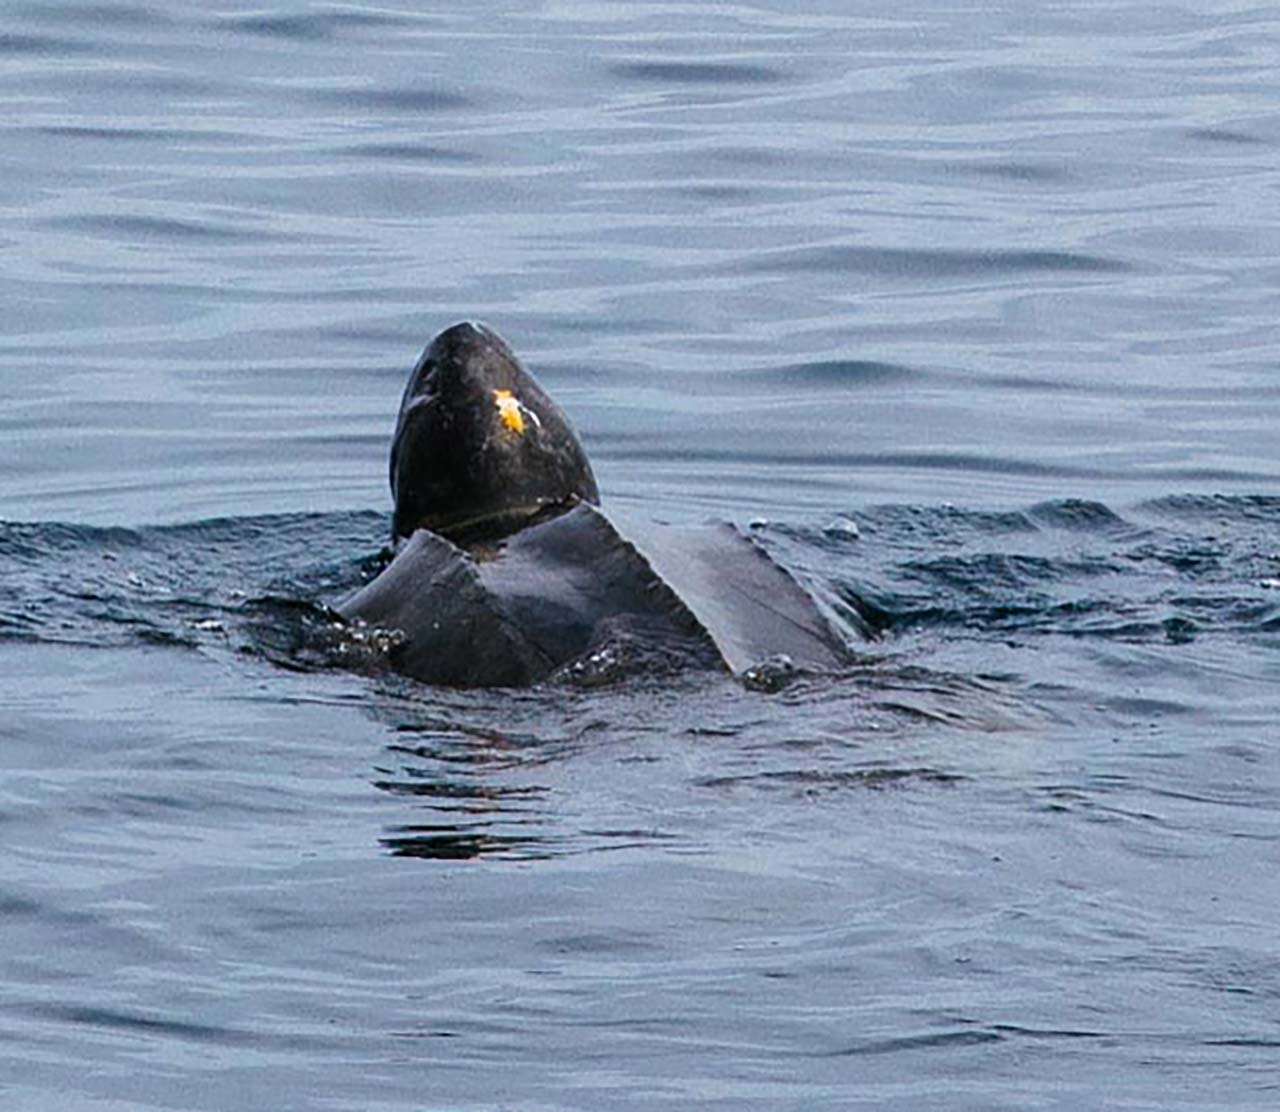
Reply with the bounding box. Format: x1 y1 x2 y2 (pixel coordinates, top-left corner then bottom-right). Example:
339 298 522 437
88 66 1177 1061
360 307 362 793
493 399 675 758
744 359 923 388
3 4 1280 1106
610 61 787 86
48 213 291 245
16 1002 270 1048
308 85 477 114
224 9 416 41
742 245 1131 278
339 141 480 164
0 32 91 56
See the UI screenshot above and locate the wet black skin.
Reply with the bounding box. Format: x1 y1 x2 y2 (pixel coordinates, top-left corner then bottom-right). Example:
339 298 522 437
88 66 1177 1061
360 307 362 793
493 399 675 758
389 322 599 544
340 322 864 687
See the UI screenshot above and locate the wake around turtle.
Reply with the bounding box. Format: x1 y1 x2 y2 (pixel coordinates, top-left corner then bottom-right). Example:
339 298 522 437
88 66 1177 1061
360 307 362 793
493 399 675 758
339 322 870 687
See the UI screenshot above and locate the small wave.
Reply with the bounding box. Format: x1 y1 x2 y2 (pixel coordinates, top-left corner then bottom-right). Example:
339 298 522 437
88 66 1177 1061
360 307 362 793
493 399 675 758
1138 493 1280 525
5 499 1275 695
0 512 383 653
797 497 1280 649
825 1027 1003 1056
1025 498 1133 533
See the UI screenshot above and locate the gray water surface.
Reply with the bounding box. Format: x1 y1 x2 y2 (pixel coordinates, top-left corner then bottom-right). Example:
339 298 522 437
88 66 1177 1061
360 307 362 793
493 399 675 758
2 2 1280 1109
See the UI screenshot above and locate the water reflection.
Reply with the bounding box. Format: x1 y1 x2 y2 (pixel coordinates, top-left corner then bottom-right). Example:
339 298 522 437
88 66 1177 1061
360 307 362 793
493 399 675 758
381 823 554 862
363 660 1022 861
372 720 564 861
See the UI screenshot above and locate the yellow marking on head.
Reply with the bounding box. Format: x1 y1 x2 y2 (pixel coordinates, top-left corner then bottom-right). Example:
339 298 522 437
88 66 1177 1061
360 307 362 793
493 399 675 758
492 389 525 434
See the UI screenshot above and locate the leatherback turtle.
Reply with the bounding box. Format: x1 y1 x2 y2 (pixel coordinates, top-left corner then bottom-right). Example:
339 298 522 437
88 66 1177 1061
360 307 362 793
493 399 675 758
339 322 868 686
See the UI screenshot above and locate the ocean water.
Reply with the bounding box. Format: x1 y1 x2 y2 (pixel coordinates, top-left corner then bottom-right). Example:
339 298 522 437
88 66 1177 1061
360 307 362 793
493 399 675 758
3 2 1280 1109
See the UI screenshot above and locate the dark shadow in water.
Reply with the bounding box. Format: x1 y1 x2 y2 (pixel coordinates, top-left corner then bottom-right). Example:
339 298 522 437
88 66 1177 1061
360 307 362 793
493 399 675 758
47 213 293 245
223 9 417 41
740 359 924 389
36 125 248 146
824 1026 1004 1057
340 141 480 164
0 32 92 56
946 159 1074 184
1185 126 1267 146
308 86 477 114
611 61 786 86
12 2 163 27
16 1002 264 1048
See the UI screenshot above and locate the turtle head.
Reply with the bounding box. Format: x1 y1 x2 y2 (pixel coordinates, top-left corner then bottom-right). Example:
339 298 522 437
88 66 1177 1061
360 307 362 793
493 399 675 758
389 322 600 543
